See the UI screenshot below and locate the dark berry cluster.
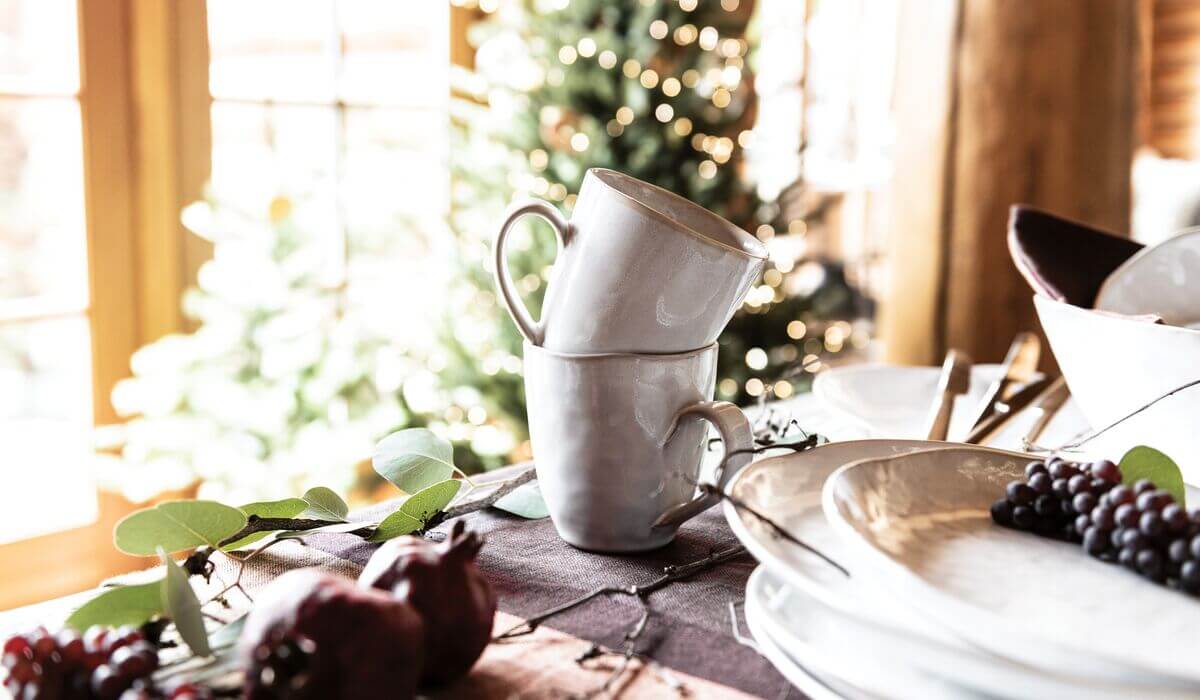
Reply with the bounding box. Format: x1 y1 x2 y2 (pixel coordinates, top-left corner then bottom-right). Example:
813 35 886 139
1 625 210 700
247 629 316 697
992 457 1200 592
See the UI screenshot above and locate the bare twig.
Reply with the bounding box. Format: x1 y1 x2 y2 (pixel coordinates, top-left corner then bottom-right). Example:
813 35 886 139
1028 377 1200 454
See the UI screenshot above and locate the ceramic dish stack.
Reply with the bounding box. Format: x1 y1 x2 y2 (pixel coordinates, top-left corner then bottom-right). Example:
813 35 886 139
727 363 1200 698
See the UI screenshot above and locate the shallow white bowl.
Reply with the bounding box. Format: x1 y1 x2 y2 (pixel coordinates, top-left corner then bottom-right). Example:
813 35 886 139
812 363 1009 440
1095 230 1200 328
824 445 1200 688
1034 295 1200 484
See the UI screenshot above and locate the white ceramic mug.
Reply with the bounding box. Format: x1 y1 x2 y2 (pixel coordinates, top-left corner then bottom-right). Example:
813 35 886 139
494 168 767 354
523 341 754 552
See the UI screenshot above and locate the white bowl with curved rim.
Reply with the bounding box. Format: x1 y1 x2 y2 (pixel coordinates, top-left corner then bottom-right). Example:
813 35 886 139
812 363 1011 440
1095 229 1200 329
1034 295 1200 484
823 445 1200 689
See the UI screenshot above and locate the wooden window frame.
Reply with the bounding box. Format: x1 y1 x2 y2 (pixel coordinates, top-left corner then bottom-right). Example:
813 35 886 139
0 0 212 610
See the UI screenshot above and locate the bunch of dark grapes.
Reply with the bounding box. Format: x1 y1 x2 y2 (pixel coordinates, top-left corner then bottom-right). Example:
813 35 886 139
992 457 1200 593
0 624 207 700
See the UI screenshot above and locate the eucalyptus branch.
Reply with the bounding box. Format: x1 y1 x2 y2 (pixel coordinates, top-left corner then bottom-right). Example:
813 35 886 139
422 467 537 532
215 517 375 549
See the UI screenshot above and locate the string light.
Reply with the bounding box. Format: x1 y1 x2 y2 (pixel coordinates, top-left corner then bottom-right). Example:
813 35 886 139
679 0 698 10
674 24 697 45
615 106 635 125
570 133 590 152
788 219 808 235
662 77 681 96
622 59 641 78
774 381 794 399
655 104 674 122
577 37 597 57
691 132 706 150
756 224 774 241
529 149 548 170
649 20 669 40
722 65 742 85
640 69 659 88
718 378 738 397
699 26 719 51
720 38 742 58
681 69 700 87
558 45 578 64
712 88 731 108
698 160 717 179
673 117 693 136
721 0 739 9
745 378 764 397
598 50 617 69
745 347 768 370
737 129 755 148
763 269 783 286
606 120 624 137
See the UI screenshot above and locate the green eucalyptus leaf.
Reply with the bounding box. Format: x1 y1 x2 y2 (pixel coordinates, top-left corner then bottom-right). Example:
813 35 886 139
209 614 247 649
159 548 212 657
222 498 309 550
370 510 423 542
301 487 349 522
65 581 164 631
1120 446 1188 507
399 479 462 523
370 479 463 542
373 428 458 494
493 482 550 519
114 501 248 555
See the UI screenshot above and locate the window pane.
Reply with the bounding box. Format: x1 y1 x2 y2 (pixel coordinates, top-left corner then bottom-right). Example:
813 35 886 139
0 316 96 543
207 0 337 102
342 107 447 232
337 0 447 107
0 97 87 305
0 0 79 94
209 101 342 284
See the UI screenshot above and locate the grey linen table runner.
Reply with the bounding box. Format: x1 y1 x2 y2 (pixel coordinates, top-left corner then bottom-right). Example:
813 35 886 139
304 501 797 699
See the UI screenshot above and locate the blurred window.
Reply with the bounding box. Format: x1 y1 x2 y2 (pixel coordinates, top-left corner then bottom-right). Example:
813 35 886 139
0 0 97 543
205 0 450 292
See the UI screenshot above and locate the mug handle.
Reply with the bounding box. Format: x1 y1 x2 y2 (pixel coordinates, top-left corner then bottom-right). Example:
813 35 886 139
493 199 572 346
653 401 754 529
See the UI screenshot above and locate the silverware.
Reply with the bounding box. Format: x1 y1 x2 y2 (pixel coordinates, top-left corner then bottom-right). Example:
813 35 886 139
966 332 1041 431
1021 376 1070 447
924 349 973 441
964 376 1054 444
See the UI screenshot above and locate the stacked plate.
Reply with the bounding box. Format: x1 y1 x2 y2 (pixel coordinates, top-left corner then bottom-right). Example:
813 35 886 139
729 365 1200 698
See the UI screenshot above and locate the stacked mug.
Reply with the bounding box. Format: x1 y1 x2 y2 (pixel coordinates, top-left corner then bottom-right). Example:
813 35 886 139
493 169 767 552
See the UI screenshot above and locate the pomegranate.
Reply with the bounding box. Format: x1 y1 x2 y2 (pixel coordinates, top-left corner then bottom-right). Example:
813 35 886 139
238 570 424 699
359 521 496 686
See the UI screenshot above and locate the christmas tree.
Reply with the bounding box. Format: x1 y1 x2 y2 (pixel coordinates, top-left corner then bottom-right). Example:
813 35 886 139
439 0 868 469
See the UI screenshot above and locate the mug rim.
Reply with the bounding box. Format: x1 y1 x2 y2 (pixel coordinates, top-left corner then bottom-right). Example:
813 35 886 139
587 168 768 261
523 340 718 361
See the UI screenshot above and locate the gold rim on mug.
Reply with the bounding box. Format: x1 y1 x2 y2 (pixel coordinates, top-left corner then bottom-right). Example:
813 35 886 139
587 168 768 261
522 341 718 361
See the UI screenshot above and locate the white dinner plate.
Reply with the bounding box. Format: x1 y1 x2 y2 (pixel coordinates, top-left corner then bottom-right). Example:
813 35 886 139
824 446 1200 688
742 570 878 700
747 567 972 699
812 363 1009 440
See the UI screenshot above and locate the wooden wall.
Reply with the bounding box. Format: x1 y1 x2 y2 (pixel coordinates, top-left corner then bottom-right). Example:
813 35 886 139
880 0 1143 366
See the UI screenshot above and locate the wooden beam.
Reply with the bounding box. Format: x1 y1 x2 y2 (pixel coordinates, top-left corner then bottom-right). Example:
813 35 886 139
881 0 1141 365
129 0 212 340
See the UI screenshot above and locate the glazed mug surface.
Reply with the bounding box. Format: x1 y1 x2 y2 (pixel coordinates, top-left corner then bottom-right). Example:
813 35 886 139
494 168 766 354
523 341 753 552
